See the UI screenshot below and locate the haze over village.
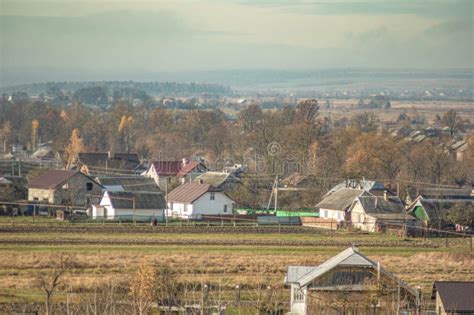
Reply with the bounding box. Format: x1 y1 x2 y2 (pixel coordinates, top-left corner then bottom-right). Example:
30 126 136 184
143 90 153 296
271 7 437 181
0 0 473 314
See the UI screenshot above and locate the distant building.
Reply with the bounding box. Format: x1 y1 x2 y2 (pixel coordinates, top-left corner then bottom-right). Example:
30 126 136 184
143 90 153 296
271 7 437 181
323 179 388 198
285 247 420 315
432 281 474 315
349 194 418 233
317 188 370 222
167 182 234 219
192 171 241 190
145 159 207 187
77 152 143 175
93 190 166 220
28 170 103 206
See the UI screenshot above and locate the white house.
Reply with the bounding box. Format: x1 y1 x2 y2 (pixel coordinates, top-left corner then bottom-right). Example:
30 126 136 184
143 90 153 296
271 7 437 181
349 194 416 232
316 188 371 222
166 182 234 219
92 190 166 220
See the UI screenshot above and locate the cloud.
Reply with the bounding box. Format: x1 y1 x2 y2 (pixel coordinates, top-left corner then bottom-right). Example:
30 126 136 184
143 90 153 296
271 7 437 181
230 0 473 18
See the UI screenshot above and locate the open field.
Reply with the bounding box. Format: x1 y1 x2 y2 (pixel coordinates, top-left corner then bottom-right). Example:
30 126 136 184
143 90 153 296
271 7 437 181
321 99 474 122
0 224 472 312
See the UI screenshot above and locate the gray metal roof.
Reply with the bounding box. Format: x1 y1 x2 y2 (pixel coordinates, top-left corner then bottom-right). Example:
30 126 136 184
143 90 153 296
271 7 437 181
96 176 161 193
325 180 385 196
106 191 166 210
316 188 366 210
285 247 419 297
193 172 240 187
285 266 318 283
354 196 405 215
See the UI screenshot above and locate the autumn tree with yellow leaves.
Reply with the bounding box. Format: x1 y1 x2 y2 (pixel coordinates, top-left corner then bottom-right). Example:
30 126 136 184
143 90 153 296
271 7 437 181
118 115 134 153
31 119 39 151
129 261 157 315
65 128 85 169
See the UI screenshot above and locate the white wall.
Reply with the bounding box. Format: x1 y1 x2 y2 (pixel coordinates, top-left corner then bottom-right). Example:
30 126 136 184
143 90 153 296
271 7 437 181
290 284 307 315
192 192 233 217
167 192 234 219
350 202 376 232
97 191 163 220
167 202 192 218
319 208 345 222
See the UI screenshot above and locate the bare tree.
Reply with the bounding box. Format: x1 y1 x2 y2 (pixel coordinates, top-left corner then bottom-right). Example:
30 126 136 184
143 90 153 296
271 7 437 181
35 254 73 315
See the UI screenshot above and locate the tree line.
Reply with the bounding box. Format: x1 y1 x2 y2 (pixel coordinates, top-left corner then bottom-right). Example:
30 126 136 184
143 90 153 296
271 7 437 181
0 96 472 209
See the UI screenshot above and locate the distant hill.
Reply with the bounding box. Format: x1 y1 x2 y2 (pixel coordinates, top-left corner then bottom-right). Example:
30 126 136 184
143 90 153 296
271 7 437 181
0 81 232 97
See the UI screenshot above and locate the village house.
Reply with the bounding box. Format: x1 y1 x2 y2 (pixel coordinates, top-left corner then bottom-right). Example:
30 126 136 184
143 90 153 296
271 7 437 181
92 190 166 220
28 170 103 206
349 194 418 233
192 171 241 190
432 281 474 315
166 182 234 219
285 246 420 315
317 188 371 223
145 158 207 187
77 152 144 175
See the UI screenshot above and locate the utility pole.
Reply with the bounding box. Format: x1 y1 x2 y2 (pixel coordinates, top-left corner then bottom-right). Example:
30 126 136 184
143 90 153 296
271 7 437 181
274 174 278 211
164 179 168 226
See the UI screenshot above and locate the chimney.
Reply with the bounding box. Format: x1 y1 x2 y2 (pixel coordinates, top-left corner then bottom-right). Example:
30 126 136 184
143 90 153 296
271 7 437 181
383 190 388 201
182 158 187 166
108 151 112 159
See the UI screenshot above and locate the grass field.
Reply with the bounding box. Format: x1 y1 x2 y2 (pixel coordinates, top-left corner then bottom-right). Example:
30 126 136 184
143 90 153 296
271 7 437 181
0 222 472 311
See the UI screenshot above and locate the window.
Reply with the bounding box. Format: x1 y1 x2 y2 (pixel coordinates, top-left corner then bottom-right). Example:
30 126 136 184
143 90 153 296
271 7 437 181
357 214 362 223
223 205 227 213
323 210 328 218
293 289 304 302
86 182 93 191
33 197 39 201
210 192 215 200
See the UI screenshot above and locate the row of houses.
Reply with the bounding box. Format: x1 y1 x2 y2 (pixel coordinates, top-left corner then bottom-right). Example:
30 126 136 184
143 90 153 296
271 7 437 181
315 179 473 231
285 246 473 315
26 169 236 220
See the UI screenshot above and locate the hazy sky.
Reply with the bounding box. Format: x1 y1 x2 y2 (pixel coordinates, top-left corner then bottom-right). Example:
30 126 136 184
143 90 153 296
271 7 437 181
0 0 473 79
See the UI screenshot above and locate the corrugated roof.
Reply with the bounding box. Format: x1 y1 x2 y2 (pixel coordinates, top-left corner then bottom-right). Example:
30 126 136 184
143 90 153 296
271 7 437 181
97 176 160 193
326 180 385 196
106 191 166 209
286 247 419 297
433 281 474 312
28 170 79 189
356 196 405 214
317 188 366 211
285 266 318 283
167 182 222 203
193 172 240 187
78 152 140 171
